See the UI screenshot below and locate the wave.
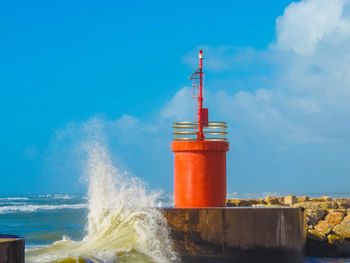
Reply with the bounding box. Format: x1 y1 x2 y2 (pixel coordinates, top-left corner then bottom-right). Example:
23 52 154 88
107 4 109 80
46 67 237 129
53 194 74 199
0 204 88 214
0 197 29 201
0 202 28 205
36 194 75 199
26 123 178 263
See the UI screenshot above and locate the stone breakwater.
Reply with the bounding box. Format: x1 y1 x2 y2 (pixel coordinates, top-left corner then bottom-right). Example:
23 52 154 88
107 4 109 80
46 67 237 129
227 196 350 257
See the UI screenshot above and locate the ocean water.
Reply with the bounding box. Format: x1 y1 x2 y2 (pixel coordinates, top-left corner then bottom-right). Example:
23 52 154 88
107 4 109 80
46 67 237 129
0 194 88 249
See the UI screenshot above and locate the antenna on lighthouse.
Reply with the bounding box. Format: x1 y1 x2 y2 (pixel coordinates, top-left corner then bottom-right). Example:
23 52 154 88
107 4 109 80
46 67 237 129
189 50 208 140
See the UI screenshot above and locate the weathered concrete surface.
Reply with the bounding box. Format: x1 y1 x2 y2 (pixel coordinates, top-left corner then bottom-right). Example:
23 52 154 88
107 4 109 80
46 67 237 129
160 207 306 263
0 235 24 263
227 197 350 257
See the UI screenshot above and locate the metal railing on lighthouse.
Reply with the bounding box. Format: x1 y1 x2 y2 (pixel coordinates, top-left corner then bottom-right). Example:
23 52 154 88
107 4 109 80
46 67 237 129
173 121 228 141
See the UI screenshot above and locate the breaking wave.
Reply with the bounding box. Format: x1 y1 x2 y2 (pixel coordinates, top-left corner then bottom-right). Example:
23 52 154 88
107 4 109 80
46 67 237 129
26 125 178 263
0 197 29 201
0 204 87 214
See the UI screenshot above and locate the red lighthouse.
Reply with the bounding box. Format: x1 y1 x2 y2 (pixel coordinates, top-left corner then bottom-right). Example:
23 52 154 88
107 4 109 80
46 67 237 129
172 50 229 208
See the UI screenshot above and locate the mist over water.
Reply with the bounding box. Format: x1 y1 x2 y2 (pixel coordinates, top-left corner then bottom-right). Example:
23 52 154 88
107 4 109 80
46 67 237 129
26 119 178 263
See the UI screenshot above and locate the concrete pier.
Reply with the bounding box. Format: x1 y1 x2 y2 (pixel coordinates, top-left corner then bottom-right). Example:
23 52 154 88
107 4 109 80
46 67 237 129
0 235 24 263
160 207 306 263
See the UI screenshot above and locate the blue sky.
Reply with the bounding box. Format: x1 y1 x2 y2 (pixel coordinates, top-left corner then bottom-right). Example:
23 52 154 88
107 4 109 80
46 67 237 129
1 0 350 195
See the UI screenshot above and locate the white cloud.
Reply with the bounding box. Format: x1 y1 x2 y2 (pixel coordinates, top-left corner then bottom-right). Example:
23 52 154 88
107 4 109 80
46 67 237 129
111 114 157 134
275 0 350 55
160 87 194 121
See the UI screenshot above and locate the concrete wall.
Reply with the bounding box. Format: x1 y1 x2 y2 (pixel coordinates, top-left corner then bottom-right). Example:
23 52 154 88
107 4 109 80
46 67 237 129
160 207 306 263
0 235 24 263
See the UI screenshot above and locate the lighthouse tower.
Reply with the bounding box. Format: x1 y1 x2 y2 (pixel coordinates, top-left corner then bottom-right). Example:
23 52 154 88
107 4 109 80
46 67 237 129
172 50 229 208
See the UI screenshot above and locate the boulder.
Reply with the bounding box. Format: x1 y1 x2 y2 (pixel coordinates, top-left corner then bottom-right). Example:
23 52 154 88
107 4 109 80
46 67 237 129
337 200 350 210
310 198 327 202
308 208 326 225
284 195 297 206
321 196 333 201
307 229 326 242
315 220 332 235
333 220 350 239
294 202 326 226
295 201 337 210
344 215 350 221
327 209 346 214
227 199 263 207
325 211 344 226
278 196 285 204
328 234 339 244
264 196 280 205
297 196 309 203
328 235 350 256
320 202 339 210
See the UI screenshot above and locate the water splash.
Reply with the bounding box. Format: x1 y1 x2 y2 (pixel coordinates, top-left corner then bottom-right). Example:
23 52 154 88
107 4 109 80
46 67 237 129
26 120 178 263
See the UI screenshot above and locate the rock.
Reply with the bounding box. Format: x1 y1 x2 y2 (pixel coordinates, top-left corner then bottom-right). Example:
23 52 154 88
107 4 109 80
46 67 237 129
227 199 264 207
294 202 326 226
325 211 344 226
322 202 340 210
264 196 280 205
284 195 297 206
328 234 338 244
304 201 337 210
344 215 350 221
347 208 350 216
297 196 309 203
278 196 285 204
307 208 326 226
327 209 346 214
307 224 314 230
310 198 327 202
328 235 350 256
337 200 350 210
315 220 333 235
321 196 333 201
333 220 350 238
307 229 326 242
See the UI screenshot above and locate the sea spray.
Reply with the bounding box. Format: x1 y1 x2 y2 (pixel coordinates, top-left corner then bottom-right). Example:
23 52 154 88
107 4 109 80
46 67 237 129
26 120 178 263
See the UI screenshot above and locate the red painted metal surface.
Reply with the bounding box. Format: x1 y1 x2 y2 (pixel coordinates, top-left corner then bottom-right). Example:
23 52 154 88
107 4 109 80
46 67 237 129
198 50 204 140
172 141 229 208
199 108 208 127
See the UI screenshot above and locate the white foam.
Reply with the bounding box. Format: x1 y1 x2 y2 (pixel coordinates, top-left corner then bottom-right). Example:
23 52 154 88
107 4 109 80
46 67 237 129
53 194 74 199
0 204 87 214
0 197 29 201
